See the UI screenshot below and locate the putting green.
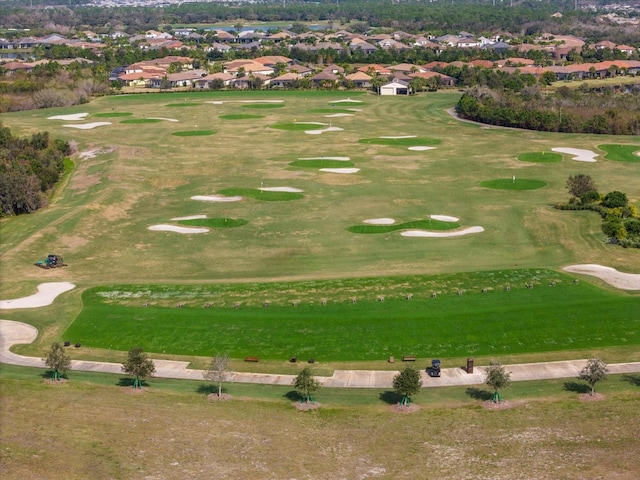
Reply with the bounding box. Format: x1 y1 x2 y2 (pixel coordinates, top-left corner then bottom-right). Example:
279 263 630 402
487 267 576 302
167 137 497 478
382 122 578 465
518 152 562 163
120 118 163 124
94 112 133 118
219 114 264 120
481 179 547 190
599 144 640 162
270 122 326 131
359 137 440 146
290 159 355 168
218 188 303 201
179 218 248 228
349 219 458 234
172 130 216 136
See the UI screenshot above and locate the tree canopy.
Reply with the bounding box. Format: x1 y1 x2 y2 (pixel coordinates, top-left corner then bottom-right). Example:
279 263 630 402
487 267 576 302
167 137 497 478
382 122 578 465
122 347 156 389
392 365 422 406
484 361 511 403
43 342 71 381
578 357 608 396
293 367 321 403
203 352 230 397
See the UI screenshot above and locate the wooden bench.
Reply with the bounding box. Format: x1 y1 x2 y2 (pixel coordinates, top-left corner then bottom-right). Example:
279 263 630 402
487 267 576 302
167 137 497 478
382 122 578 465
244 356 259 363
402 355 416 362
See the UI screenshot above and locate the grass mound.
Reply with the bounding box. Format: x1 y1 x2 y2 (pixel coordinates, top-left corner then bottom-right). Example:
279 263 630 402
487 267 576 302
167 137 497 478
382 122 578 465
481 179 547 190
242 103 285 109
94 112 133 118
358 137 440 147
518 152 562 163
179 218 248 228
219 114 264 120
218 188 303 201
290 159 355 168
349 219 458 234
172 130 216 137
270 122 325 131
599 144 640 162
165 103 200 107
120 118 163 124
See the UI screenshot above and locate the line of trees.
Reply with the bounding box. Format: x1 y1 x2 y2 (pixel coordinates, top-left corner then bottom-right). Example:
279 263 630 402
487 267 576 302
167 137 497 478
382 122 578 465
0 123 71 217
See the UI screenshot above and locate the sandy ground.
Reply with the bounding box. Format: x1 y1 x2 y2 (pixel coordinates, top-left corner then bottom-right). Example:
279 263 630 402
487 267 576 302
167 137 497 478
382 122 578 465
47 113 89 121
563 264 640 290
191 195 242 202
401 226 485 238
207 101 224 104
170 215 207 221
320 168 360 174
0 282 75 309
148 117 179 122
325 113 354 118
299 156 350 161
259 186 303 193
333 98 362 103
408 146 436 151
63 122 111 130
551 147 598 162
364 218 395 225
305 126 344 135
430 215 459 222
240 100 284 103
148 225 209 234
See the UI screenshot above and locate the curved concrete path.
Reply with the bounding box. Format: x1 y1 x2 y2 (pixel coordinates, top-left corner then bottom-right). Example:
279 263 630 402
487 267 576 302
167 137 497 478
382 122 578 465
2 319 639 388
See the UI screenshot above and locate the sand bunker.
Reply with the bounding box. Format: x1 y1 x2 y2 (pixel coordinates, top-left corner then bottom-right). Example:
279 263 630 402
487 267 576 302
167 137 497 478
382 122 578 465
191 195 242 203
207 101 224 104
296 122 327 125
148 224 209 234
0 282 76 309
563 264 640 290
320 168 360 174
364 218 395 225
552 148 598 162
408 146 436 151
305 126 344 135
325 113 354 118
240 100 284 103
170 215 207 221
430 215 459 222
299 156 350 161
63 122 111 130
401 226 484 238
380 135 416 139
333 98 362 103
259 187 303 193
148 117 179 122
47 113 89 121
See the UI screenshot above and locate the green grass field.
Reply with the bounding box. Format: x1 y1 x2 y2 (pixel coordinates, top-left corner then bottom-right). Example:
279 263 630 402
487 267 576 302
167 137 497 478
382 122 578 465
599 144 640 162
518 151 563 163
480 178 548 190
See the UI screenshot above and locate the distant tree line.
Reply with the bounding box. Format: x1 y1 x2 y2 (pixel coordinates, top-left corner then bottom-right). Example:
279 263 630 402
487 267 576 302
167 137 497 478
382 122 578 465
0 123 71 216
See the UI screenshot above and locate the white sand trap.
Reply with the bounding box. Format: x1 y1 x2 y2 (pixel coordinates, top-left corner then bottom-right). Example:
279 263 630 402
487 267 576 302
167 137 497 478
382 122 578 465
149 117 179 122
259 187 303 193
552 148 598 162
191 195 242 203
401 226 484 238
170 215 207 221
240 100 284 103
63 122 111 130
296 122 327 125
364 218 395 225
305 126 344 135
0 282 75 309
299 156 350 161
563 264 640 290
325 113 354 118
430 215 459 222
149 224 209 234
320 168 360 174
380 135 416 139
207 101 225 104
47 112 89 121
333 98 362 103
408 146 436 151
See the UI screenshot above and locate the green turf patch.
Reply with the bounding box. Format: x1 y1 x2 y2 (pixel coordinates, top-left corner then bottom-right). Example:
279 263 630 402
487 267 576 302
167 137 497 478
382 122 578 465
64 270 640 361
270 122 326 131
290 159 355 168
219 114 264 120
349 219 458 234
165 103 200 107
120 118 163 124
518 151 562 163
307 108 355 114
179 218 248 228
358 137 440 147
172 130 216 137
599 144 640 162
481 179 547 190
94 112 133 118
242 103 285 109
218 188 303 201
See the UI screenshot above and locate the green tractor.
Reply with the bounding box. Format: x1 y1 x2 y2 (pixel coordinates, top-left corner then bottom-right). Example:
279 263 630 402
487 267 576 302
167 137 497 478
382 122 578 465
34 254 67 269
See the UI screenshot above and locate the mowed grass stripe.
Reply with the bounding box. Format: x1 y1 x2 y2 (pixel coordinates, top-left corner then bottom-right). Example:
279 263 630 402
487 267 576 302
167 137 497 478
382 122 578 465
349 219 458 233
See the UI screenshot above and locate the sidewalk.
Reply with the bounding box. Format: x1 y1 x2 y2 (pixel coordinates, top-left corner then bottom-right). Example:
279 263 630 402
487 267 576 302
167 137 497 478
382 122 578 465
2 319 639 388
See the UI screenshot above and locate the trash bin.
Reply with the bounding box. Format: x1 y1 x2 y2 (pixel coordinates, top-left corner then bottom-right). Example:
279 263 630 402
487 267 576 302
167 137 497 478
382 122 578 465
388 356 395 363
466 358 474 374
